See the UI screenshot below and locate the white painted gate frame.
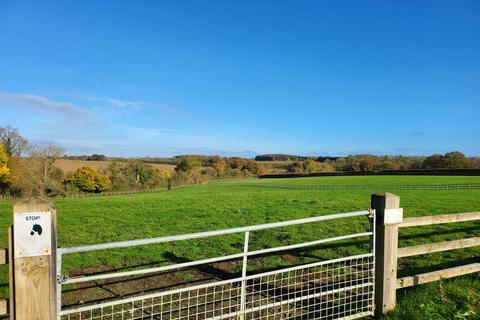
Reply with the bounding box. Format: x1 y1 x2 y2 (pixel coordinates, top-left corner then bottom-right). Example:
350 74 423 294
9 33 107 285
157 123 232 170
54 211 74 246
56 210 376 320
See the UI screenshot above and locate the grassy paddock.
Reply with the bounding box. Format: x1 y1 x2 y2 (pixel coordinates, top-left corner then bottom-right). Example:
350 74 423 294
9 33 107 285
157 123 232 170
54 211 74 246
0 175 479 318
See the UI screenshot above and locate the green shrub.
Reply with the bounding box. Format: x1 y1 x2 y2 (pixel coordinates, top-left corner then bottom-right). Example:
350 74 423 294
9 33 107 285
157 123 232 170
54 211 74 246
175 158 201 172
64 166 112 193
108 160 168 190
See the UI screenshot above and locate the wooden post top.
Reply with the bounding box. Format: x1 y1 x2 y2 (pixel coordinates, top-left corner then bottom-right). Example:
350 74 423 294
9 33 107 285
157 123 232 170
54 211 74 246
371 193 400 211
13 199 53 213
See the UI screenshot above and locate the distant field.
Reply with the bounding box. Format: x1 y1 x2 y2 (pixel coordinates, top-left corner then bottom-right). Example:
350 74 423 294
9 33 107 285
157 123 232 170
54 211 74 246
0 175 479 319
54 158 177 173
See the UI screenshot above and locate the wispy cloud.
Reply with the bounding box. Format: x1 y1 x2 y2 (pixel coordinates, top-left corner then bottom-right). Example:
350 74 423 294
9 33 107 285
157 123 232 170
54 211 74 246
83 95 182 113
0 91 99 128
84 95 151 108
0 91 85 115
410 131 424 137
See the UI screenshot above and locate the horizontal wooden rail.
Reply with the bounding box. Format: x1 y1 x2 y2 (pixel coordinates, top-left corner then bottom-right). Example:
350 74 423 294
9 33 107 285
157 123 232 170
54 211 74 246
397 263 480 289
398 237 480 258
0 249 6 265
400 211 480 228
0 299 7 316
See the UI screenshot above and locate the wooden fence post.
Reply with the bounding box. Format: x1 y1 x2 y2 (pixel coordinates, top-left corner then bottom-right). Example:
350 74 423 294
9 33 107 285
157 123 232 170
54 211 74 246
8 226 15 319
12 199 57 320
372 193 402 317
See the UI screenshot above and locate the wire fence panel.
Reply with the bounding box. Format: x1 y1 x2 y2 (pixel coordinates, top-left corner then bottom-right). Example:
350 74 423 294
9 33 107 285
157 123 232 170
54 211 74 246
60 255 374 320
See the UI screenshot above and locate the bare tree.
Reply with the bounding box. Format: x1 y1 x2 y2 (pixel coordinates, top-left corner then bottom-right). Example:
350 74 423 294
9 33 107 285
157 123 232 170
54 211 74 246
31 144 65 178
0 126 29 156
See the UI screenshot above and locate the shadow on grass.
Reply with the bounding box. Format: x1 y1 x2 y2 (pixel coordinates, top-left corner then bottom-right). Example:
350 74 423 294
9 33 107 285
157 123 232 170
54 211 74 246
61 243 360 308
63 248 375 319
61 257 218 307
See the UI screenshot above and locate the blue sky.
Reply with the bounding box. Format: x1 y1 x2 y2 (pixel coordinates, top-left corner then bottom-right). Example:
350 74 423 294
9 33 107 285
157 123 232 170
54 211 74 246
0 0 479 157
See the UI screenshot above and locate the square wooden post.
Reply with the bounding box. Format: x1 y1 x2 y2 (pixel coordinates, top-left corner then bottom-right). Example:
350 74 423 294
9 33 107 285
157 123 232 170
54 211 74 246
12 200 57 320
371 193 402 317
8 226 15 319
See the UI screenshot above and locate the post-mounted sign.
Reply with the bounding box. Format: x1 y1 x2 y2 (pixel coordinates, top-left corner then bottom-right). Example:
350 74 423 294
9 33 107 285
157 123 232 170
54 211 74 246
13 211 52 258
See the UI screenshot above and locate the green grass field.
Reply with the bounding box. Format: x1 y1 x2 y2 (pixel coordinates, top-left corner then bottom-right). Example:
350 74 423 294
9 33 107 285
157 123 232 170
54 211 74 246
1 175 479 319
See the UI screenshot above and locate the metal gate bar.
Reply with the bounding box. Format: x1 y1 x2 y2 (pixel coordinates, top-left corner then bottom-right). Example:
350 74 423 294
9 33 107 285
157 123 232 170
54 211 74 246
57 210 375 320
60 211 370 254
61 231 372 285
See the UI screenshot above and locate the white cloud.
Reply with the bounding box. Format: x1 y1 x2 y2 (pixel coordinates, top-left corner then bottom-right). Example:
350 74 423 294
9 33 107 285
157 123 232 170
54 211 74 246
0 91 85 115
0 91 100 129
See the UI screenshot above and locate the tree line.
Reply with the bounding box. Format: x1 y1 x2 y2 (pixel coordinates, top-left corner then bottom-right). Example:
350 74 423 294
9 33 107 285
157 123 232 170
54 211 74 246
1 125 478 197
284 152 480 174
0 126 66 197
0 126 268 197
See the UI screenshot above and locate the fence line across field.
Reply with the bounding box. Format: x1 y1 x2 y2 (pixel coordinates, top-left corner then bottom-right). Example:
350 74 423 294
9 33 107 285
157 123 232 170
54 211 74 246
57 209 376 319
0 177 253 200
244 183 480 191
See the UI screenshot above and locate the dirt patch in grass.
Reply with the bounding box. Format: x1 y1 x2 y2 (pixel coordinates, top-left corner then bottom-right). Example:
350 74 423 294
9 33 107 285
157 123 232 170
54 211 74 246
63 265 217 307
62 254 297 308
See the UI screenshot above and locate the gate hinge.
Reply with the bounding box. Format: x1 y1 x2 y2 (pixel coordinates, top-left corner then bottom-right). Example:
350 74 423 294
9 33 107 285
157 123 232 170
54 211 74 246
57 274 69 284
368 209 375 220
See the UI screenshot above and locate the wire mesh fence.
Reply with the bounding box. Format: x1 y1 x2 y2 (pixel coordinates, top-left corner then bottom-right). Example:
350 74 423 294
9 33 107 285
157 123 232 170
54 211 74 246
60 254 374 320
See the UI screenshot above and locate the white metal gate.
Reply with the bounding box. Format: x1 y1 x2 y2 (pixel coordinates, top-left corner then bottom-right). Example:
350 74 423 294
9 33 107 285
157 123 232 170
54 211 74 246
56 210 375 320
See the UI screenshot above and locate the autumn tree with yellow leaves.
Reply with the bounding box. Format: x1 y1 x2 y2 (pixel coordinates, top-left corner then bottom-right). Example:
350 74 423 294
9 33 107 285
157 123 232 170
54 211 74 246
0 143 10 179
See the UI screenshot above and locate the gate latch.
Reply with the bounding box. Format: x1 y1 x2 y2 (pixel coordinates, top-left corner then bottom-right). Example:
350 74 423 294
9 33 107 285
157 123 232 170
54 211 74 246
367 209 375 220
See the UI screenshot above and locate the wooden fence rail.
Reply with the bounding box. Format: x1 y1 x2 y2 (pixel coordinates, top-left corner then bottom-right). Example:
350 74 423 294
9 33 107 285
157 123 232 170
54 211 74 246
397 263 480 289
379 207 480 314
400 211 480 228
397 237 480 258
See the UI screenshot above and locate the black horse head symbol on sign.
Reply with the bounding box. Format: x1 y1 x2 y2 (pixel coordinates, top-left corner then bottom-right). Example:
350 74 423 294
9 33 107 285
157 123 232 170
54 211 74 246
30 224 43 236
